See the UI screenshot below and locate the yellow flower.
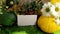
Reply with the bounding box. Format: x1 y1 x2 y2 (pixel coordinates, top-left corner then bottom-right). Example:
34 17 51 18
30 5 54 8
58 0 60 2
50 0 58 4
50 0 60 4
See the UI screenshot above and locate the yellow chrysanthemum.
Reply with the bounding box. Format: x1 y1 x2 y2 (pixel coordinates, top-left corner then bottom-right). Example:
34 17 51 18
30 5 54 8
58 0 60 2
50 0 60 4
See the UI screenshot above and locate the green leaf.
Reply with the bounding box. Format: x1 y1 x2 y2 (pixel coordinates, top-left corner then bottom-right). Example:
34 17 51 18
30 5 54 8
0 12 16 26
12 31 27 34
0 9 3 14
13 0 18 4
0 11 3 14
54 30 60 34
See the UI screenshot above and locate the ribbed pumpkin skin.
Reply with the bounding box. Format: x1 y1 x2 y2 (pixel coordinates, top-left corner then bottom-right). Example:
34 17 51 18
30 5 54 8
38 15 60 33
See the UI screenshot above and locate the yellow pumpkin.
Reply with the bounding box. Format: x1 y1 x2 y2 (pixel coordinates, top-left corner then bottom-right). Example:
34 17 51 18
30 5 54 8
38 15 60 33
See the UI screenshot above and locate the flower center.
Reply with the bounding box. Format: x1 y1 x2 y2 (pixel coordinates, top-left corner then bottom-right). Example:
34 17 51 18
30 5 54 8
45 8 50 12
55 7 59 12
